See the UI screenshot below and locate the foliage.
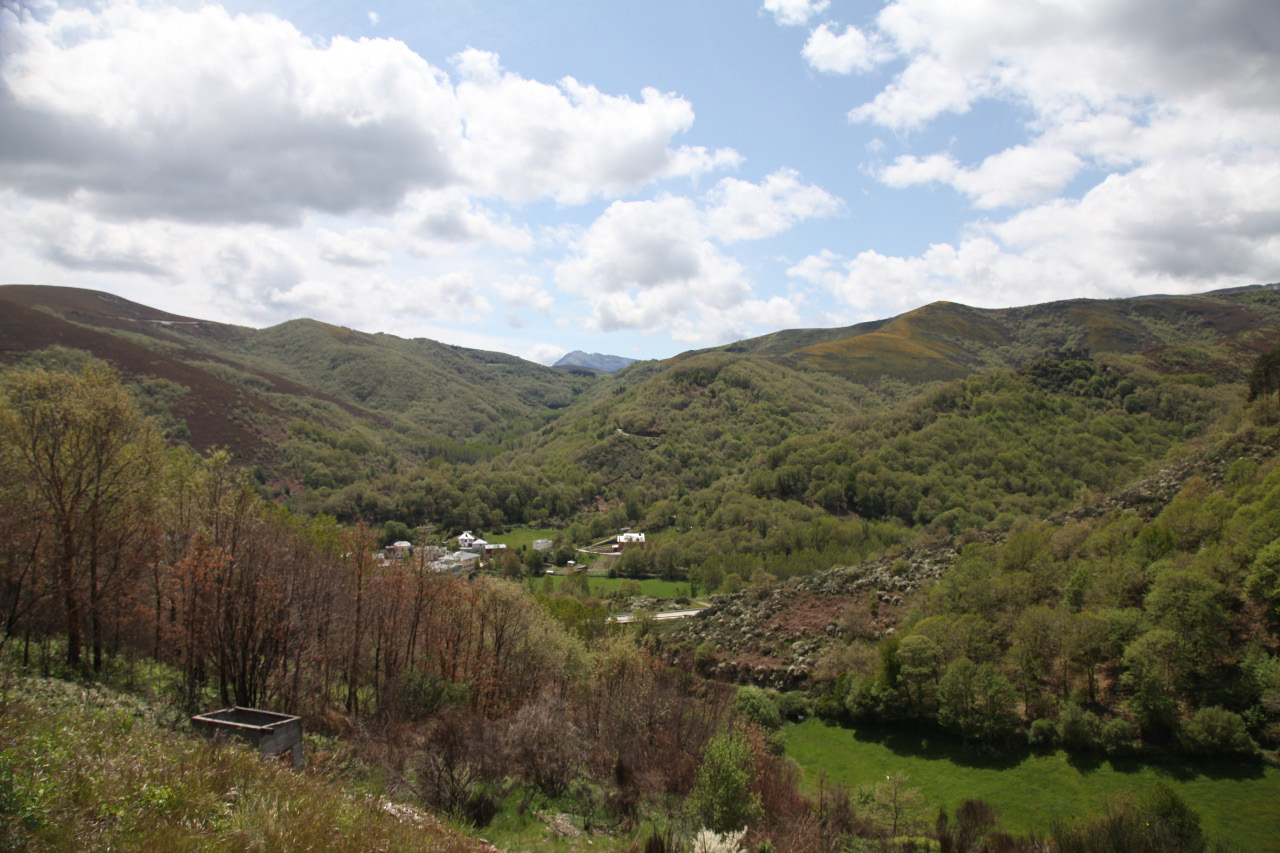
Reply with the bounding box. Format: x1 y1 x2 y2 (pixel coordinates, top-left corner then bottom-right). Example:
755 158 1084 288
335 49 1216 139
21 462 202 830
1057 704 1102 754
937 658 1020 747
689 729 762 834
1100 717 1139 756
1053 783 1215 853
0 672 477 852
1028 718 1057 750
734 686 781 731
1179 707 1258 758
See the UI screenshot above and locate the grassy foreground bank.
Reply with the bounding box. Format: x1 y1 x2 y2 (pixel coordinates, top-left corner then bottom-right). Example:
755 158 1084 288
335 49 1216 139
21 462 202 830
0 671 480 852
785 718 1280 850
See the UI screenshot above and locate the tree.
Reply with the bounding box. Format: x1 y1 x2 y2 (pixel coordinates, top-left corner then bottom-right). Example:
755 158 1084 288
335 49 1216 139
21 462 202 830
1246 343 1280 407
0 363 160 668
1245 540 1280 633
1122 629 1181 740
379 520 411 547
937 657 1020 746
689 728 762 833
866 772 924 839
896 634 943 716
734 685 781 731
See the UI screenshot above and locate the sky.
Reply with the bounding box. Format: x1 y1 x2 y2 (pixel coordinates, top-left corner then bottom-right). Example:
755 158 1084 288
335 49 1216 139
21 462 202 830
1 1 1278 365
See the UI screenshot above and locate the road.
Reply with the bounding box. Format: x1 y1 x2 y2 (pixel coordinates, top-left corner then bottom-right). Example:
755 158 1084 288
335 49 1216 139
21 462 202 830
609 608 703 624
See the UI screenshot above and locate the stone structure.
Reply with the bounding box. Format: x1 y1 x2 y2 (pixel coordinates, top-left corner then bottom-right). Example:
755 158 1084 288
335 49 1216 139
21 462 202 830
191 707 304 768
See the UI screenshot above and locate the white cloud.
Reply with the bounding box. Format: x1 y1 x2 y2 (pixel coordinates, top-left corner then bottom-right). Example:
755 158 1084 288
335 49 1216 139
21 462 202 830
878 153 959 188
450 48 741 204
495 274 554 314
555 196 802 344
316 227 391 268
705 168 844 242
763 0 830 28
848 55 978 130
788 0 1280 306
792 153 1280 318
951 145 1084 209
0 5 738 228
878 145 1083 208
367 11 379 26
399 189 533 256
802 24 881 75
268 270 491 327
525 342 567 365
0 3 460 225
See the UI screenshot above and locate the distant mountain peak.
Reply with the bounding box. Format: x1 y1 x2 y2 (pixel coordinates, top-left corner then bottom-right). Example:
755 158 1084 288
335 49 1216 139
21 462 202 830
553 350 636 373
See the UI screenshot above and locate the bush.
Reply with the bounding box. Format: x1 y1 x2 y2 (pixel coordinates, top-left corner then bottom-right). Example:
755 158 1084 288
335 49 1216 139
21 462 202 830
776 692 811 723
1028 718 1058 749
1058 704 1102 754
504 691 584 797
1179 706 1259 758
385 670 469 721
1101 717 1138 756
734 686 781 731
695 642 718 674
689 730 762 833
1054 782 1205 853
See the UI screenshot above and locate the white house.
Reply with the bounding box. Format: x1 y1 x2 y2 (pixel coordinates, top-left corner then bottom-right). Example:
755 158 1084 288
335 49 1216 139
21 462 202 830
457 530 477 549
532 538 554 552
618 532 646 545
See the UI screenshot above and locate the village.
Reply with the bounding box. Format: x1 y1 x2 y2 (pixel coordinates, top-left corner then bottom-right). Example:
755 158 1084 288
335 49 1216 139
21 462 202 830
376 527 646 576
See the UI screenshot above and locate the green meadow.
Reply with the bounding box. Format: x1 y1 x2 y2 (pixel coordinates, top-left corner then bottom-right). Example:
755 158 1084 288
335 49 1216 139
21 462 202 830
545 575 695 603
785 719 1280 850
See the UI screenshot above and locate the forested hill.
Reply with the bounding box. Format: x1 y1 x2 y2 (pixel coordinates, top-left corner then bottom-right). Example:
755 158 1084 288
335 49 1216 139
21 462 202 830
0 283 599 465
3 282 1280 533
705 285 1280 384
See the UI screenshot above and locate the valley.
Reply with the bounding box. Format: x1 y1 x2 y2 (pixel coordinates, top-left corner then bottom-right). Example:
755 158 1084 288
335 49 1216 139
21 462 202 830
3 281 1280 851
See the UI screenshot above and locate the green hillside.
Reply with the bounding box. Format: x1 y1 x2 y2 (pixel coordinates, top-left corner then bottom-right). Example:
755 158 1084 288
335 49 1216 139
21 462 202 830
712 287 1280 386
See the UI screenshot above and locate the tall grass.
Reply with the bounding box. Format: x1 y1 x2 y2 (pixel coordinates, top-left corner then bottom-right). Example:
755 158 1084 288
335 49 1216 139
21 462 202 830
0 669 479 852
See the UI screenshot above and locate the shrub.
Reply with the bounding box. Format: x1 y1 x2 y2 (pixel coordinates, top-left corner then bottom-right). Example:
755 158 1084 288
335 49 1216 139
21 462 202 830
1028 718 1057 749
385 670 469 721
1179 706 1259 758
1053 782 1205 853
1058 703 1102 754
504 691 584 797
689 729 762 834
1101 717 1138 756
734 686 781 731
776 692 811 723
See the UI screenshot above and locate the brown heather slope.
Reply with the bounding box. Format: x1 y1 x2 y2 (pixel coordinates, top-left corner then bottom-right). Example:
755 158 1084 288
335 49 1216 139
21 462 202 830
0 288 394 459
0 297 272 456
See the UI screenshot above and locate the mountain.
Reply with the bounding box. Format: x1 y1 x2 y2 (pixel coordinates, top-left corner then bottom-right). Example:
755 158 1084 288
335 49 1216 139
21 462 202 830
709 285 1280 384
553 350 637 373
0 284 599 474
5 281 1280 527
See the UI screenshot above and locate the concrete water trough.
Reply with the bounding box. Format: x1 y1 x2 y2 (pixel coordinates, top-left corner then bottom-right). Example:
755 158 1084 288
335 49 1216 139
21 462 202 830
191 707 303 768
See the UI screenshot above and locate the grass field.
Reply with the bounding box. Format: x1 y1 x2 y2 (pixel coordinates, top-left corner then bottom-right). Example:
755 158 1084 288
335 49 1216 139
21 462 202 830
784 719 1280 850
544 575 695 604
